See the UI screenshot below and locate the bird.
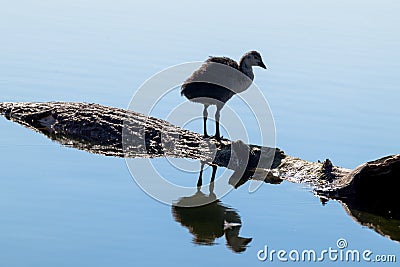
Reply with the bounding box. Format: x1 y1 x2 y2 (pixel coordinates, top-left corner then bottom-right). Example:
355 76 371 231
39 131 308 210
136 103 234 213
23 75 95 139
181 51 266 140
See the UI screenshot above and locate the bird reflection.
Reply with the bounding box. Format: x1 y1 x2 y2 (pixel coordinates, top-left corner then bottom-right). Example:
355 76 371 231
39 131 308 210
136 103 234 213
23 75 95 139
172 163 252 253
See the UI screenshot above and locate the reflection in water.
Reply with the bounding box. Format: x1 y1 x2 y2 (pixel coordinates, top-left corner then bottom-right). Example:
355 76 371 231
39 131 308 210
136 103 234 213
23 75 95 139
172 164 252 253
1 101 398 244
341 203 400 242
172 162 400 246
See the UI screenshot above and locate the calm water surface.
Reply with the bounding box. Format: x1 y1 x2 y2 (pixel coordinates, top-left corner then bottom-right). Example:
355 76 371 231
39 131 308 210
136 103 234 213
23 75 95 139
1 1 399 266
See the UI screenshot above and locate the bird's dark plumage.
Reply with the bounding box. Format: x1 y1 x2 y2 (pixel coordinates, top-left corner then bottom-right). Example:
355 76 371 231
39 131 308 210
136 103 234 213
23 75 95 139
181 56 240 103
181 51 266 139
206 56 240 70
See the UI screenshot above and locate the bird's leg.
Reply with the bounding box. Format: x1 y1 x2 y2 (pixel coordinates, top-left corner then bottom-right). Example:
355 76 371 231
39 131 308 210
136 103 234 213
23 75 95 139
203 105 209 138
209 165 217 194
197 161 205 189
214 105 222 141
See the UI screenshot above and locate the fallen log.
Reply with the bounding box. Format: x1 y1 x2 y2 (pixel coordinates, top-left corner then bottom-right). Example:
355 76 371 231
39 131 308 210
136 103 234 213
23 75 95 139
1 102 399 241
0 102 285 180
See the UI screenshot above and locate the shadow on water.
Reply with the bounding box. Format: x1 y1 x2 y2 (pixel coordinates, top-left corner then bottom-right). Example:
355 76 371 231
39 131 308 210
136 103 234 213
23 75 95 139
172 164 252 253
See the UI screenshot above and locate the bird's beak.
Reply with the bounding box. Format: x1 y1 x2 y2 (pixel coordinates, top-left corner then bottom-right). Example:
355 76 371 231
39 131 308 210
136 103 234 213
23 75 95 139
259 61 267 69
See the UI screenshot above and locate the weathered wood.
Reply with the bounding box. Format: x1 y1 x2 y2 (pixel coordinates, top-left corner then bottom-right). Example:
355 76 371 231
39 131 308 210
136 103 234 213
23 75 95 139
318 155 400 219
1 101 399 241
0 101 285 178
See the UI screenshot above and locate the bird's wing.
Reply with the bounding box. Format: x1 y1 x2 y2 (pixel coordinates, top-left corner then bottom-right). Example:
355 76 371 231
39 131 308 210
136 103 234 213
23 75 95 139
206 56 240 70
182 56 250 94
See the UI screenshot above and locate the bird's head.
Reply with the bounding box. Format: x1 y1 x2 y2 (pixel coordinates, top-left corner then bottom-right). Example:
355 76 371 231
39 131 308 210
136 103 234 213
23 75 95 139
241 51 267 69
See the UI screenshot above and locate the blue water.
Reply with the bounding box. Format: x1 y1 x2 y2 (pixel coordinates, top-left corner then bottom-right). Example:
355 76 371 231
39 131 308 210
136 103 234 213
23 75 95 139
1 1 399 266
